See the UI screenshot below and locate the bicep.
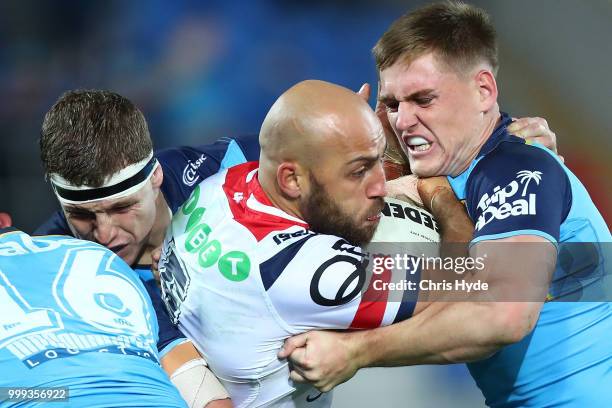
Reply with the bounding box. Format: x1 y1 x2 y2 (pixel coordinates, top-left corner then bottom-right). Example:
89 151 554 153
469 235 556 333
470 234 556 298
161 339 200 377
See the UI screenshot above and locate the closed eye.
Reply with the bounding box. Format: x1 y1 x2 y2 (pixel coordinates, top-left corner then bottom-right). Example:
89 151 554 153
66 210 94 220
415 96 434 107
111 204 134 214
352 167 367 178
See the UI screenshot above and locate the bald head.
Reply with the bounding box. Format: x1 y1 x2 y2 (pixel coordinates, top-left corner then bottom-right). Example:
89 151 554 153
257 80 386 232
259 80 381 168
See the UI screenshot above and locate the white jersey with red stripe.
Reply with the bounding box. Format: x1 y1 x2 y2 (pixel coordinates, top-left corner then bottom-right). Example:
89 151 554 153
159 162 431 408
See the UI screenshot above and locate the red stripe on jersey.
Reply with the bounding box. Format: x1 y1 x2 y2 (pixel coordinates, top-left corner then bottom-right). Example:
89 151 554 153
349 256 392 329
223 162 308 241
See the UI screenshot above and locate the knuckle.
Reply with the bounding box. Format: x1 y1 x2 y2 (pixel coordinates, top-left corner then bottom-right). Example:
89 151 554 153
309 371 321 381
300 357 312 369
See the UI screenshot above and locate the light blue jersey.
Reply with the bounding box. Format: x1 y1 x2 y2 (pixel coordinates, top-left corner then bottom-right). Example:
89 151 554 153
448 113 612 407
0 229 186 407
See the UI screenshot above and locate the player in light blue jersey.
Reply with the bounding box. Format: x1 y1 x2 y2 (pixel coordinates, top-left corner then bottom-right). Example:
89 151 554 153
0 227 187 407
280 2 611 407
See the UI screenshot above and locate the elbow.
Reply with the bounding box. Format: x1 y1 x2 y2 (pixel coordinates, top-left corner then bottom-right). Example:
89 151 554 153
485 302 541 347
441 302 541 364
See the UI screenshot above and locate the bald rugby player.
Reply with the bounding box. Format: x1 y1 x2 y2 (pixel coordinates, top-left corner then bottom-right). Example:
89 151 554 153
158 80 475 408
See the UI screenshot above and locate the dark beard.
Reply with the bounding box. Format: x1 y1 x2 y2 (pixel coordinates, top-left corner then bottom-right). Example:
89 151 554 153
300 173 380 246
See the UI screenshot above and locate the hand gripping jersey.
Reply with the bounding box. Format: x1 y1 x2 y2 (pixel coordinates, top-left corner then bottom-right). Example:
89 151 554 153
34 134 261 355
0 229 186 408
158 162 430 408
448 113 612 407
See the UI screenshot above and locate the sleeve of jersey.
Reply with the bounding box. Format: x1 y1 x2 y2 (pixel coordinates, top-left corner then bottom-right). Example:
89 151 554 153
231 134 261 161
33 211 72 236
263 235 420 333
141 278 187 356
467 143 571 244
156 136 255 214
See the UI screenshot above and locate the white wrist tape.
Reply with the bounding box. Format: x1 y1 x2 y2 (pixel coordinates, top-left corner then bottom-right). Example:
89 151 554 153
170 358 229 407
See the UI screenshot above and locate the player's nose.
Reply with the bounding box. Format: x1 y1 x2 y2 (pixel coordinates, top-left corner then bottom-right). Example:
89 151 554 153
93 213 118 246
367 162 387 199
395 101 419 132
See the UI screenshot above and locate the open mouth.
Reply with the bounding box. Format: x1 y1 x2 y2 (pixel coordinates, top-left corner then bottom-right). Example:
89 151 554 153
403 136 433 153
366 213 382 222
108 244 128 254
366 202 385 222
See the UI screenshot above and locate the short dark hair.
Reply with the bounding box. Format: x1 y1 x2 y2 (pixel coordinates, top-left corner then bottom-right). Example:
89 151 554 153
373 1 498 75
40 89 152 186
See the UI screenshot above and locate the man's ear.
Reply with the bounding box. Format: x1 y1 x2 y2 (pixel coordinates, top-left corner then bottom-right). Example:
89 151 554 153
276 162 304 199
474 69 498 112
151 164 164 189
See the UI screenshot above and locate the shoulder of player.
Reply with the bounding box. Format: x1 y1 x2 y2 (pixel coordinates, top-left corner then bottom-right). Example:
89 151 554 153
467 140 567 192
262 230 365 268
155 145 218 176
0 230 121 260
154 136 252 169
465 140 569 214
0 227 20 240
305 231 362 249
292 232 366 263
229 134 261 161
476 140 562 173
261 231 367 311
33 211 73 237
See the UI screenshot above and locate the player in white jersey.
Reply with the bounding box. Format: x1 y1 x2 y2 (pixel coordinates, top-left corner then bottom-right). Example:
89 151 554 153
159 80 474 407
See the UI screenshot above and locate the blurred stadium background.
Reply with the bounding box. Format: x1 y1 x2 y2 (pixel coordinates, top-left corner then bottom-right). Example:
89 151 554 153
0 1 610 406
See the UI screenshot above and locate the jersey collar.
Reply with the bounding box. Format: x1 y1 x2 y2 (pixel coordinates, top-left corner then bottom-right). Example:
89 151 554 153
476 112 524 160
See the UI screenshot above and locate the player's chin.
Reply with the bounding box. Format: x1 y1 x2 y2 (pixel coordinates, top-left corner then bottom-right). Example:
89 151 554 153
115 244 138 265
360 220 380 243
407 161 442 178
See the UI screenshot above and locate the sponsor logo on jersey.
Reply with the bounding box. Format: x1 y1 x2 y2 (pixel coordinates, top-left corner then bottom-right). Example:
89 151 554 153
475 170 542 231
182 154 208 186
310 240 366 307
306 392 323 402
170 185 252 287
272 229 314 245
218 251 250 282
6 332 156 368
